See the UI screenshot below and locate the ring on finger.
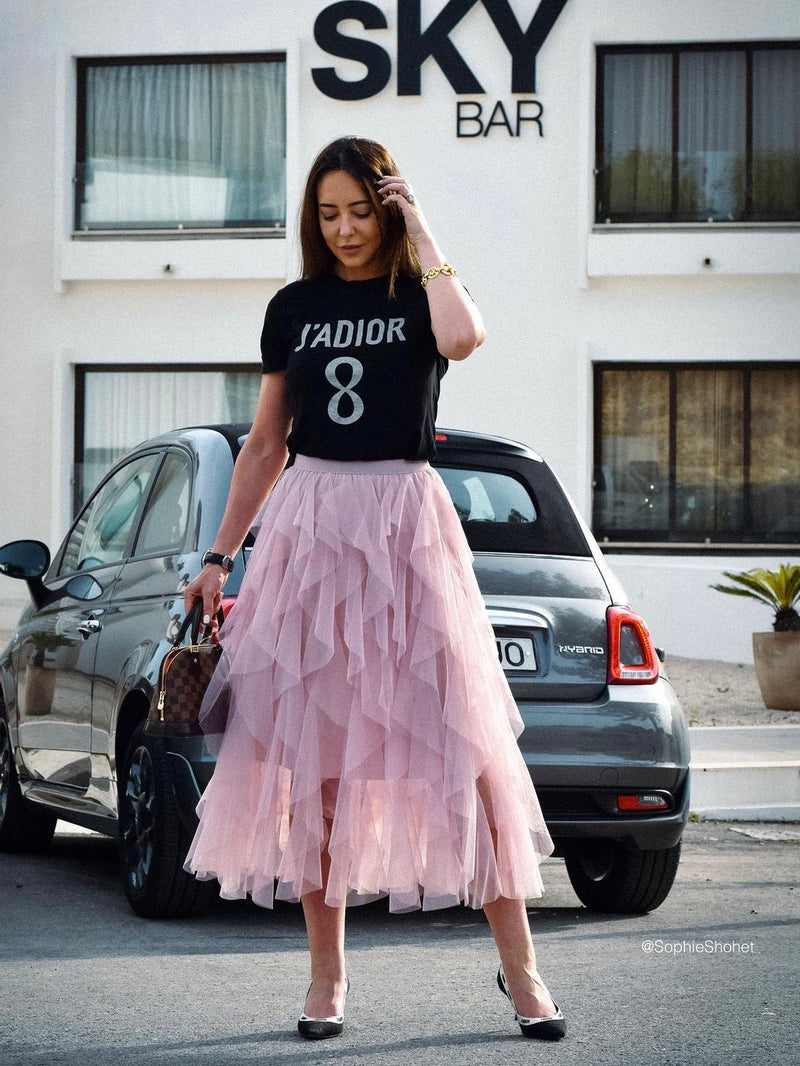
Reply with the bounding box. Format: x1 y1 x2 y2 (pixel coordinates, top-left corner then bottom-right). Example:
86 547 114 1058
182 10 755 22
406 193 416 204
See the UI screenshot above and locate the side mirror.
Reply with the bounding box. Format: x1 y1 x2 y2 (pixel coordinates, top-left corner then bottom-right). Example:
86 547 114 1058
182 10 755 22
0 540 52 610
0 540 50 580
64 573 104 602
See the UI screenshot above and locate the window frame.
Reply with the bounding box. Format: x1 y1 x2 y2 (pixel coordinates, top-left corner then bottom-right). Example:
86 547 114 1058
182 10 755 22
73 362 259 516
74 51 287 237
592 360 800 552
595 40 800 226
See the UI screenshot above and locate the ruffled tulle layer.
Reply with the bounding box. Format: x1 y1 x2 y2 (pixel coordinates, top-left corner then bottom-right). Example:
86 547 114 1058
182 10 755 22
184 456 553 912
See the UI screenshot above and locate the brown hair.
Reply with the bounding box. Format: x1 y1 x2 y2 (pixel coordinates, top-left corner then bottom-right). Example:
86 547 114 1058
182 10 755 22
298 137 420 296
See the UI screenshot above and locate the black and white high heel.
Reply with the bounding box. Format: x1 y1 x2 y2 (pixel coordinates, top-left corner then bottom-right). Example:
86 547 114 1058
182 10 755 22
497 966 566 1041
297 977 350 1040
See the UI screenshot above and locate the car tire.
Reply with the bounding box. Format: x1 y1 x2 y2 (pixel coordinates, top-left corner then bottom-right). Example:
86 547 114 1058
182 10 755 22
118 723 215 919
564 840 681 913
0 712 57 852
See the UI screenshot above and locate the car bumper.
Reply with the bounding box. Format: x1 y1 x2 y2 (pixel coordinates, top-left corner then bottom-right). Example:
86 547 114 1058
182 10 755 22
537 777 690 852
516 677 690 851
166 678 690 851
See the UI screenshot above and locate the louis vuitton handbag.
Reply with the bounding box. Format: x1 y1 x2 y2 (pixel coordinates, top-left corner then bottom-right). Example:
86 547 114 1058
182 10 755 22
145 602 224 738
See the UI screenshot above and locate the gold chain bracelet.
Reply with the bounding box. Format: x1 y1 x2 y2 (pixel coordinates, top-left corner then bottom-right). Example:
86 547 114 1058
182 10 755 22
420 261 457 287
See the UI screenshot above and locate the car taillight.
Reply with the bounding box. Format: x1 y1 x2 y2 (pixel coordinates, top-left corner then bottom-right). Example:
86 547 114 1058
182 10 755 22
220 595 237 620
606 606 660 685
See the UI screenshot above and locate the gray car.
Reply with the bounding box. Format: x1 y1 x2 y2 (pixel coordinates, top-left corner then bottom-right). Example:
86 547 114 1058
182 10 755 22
0 425 689 919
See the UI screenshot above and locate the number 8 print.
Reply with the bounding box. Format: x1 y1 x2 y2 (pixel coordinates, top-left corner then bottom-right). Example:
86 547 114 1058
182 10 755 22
325 356 365 425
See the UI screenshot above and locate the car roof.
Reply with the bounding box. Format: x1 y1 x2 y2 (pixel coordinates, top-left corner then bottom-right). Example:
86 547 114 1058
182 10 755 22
434 428 544 463
137 423 252 459
142 424 545 464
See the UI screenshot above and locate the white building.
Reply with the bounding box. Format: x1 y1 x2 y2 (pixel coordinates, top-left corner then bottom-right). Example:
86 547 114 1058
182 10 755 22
1 0 798 661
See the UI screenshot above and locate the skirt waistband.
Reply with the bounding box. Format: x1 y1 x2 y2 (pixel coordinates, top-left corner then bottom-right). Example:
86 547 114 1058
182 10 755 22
292 455 430 476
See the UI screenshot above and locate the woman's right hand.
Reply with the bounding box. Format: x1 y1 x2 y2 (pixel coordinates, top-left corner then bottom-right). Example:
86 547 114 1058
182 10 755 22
183 564 228 634
179 373 291 636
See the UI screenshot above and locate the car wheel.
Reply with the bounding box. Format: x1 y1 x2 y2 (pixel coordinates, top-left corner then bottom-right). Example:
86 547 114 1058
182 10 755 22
0 712 57 852
564 840 681 913
118 723 215 919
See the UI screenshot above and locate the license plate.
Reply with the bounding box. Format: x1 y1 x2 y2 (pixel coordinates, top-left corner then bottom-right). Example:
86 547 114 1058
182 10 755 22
496 635 537 672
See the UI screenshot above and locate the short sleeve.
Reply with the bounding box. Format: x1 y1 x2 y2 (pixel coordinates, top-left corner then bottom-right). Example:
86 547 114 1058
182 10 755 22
260 290 290 374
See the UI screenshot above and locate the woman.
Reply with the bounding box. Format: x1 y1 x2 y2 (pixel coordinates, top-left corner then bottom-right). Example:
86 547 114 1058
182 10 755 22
183 136 566 1042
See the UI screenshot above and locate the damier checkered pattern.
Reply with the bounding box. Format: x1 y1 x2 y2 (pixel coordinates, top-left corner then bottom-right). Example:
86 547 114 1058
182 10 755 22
145 635 222 738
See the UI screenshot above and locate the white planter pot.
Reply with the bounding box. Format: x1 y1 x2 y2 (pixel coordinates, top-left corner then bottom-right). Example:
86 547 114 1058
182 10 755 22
752 631 800 711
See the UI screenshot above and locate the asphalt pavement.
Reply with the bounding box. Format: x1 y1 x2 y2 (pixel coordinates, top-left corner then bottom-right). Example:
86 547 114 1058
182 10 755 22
1 819 797 1066
1 633 797 1061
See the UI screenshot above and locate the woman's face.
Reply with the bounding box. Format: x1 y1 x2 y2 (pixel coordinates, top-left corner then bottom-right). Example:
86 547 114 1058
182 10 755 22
317 170 384 280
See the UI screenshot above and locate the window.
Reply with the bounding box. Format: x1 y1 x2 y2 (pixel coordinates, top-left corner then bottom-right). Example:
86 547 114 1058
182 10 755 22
593 363 800 546
438 468 536 522
596 43 800 224
438 466 538 553
75 54 286 232
74 365 261 512
436 465 588 555
60 455 160 574
134 452 192 556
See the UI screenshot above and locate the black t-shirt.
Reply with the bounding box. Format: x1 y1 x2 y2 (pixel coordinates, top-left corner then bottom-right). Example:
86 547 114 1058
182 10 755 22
260 273 448 461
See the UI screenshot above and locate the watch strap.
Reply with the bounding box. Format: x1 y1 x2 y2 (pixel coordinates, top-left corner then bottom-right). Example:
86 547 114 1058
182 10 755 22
202 550 235 573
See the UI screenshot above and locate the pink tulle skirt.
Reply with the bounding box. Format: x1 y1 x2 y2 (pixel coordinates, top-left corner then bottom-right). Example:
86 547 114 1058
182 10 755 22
184 456 553 912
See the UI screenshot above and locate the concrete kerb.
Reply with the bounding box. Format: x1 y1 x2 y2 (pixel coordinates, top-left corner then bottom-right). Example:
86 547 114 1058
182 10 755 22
689 725 800 822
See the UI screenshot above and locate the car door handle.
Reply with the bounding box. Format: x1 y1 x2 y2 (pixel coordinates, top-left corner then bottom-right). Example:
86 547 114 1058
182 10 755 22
77 619 103 638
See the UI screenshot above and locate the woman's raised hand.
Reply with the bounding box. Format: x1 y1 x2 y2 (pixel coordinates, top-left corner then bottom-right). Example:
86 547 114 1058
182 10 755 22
376 171 485 359
376 174 432 247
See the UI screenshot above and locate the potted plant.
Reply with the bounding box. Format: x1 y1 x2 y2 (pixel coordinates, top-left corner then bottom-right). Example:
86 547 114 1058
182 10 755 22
711 563 800 711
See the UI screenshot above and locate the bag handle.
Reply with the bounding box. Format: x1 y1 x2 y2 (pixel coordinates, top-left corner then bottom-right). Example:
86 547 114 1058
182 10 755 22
174 601 225 648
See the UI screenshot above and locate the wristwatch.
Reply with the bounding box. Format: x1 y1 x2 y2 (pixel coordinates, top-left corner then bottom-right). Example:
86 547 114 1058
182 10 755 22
201 549 235 573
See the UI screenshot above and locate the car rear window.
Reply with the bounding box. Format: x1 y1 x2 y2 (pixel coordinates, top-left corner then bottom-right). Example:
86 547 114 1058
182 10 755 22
438 468 536 523
436 463 590 556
